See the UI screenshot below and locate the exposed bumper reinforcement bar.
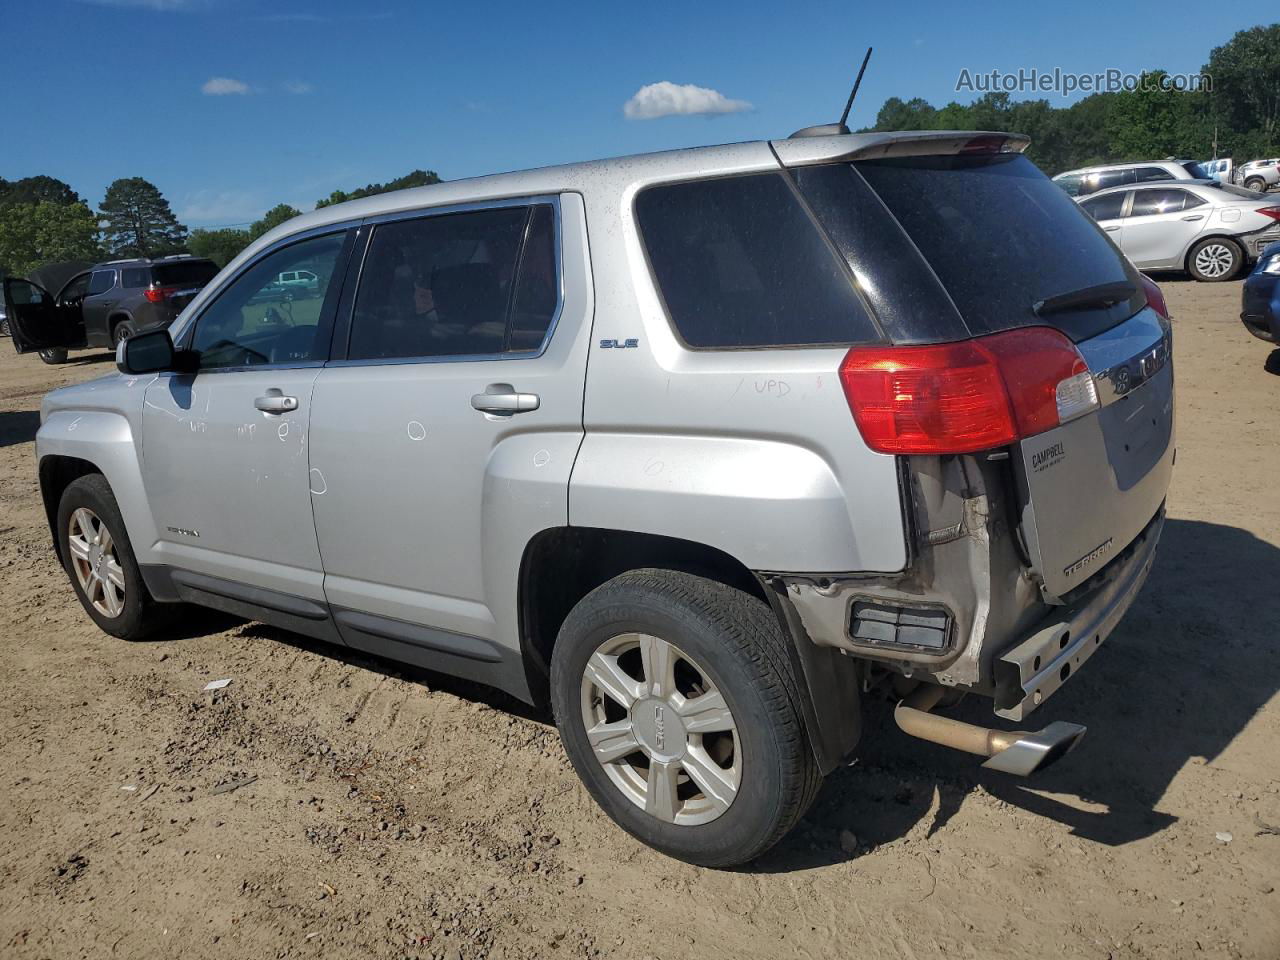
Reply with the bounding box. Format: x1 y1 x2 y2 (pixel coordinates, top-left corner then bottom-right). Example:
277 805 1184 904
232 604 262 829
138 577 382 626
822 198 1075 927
993 508 1164 722
894 686 1086 776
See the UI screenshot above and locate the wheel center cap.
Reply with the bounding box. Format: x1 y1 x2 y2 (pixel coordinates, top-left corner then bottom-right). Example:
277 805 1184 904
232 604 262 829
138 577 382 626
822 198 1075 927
631 698 687 761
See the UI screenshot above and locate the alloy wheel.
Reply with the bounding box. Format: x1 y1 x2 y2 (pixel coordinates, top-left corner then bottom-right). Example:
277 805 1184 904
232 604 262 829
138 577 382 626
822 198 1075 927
579 632 740 826
67 507 125 618
1194 243 1235 279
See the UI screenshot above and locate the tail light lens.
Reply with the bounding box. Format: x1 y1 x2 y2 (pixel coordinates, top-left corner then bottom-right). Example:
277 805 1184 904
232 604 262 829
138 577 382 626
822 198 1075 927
840 327 1097 455
1139 273 1169 320
1256 206 1280 223
143 285 181 303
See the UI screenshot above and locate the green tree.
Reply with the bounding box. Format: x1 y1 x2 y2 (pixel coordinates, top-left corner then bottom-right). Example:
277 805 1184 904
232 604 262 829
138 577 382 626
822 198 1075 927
99 177 188 258
0 201 101 276
1205 25 1280 147
0 175 83 208
248 203 302 241
316 169 441 208
188 227 250 268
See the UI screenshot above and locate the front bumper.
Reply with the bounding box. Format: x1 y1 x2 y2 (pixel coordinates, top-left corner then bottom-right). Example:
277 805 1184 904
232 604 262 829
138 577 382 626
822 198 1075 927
991 508 1164 721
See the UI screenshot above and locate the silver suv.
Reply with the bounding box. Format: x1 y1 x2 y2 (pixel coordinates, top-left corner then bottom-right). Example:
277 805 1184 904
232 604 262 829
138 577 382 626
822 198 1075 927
7 130 1174 867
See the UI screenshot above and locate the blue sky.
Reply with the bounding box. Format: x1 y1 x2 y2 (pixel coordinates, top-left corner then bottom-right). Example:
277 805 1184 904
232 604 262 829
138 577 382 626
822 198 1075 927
1 0 1265 228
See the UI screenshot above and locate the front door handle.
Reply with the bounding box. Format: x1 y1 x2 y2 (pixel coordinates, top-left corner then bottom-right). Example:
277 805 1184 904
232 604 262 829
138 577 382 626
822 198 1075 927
471 383 539 414
1181 214 1205 221
255 392 298 414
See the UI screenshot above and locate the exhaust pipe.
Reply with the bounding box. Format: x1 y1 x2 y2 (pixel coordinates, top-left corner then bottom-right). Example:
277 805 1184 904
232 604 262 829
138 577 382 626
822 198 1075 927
894 685 1086 777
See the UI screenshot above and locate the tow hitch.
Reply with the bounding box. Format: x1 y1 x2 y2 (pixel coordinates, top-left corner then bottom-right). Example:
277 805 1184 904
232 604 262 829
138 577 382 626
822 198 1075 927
894 686 1086 777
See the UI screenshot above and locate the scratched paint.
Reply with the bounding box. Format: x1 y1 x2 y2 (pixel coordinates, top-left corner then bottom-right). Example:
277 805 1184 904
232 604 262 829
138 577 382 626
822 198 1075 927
406 421 427 441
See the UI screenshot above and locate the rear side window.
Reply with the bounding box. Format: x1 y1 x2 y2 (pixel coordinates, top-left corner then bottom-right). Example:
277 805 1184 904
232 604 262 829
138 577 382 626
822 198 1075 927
852 153 1139 341
635 173 875 348
87 270 115 295
348 203 557 361
1130 189 1189 216
1053 174 1085 197
122 267 149 288
1134 167 1175 183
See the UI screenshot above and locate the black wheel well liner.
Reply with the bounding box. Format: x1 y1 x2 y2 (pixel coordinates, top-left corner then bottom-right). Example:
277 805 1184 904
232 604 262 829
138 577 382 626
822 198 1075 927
38 455 102 561
517 526 861 773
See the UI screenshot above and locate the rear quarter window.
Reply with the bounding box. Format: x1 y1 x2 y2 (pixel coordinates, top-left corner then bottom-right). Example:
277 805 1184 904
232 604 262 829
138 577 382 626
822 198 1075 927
634 173 876 349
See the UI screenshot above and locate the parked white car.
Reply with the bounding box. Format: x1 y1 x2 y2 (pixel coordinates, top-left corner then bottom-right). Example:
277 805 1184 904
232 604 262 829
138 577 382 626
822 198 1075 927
1233 158 1280 192
1052 160 1198 197
1078 180 1280 281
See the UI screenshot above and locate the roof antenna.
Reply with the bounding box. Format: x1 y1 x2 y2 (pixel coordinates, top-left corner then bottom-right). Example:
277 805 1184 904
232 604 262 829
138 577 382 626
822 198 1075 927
839 47 874 132
789 47 874 139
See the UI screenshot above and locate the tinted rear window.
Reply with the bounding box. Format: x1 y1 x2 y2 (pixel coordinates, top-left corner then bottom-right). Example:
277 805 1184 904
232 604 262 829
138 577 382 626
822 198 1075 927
635 173 876 348
154 261 219 287
852 154 1140 341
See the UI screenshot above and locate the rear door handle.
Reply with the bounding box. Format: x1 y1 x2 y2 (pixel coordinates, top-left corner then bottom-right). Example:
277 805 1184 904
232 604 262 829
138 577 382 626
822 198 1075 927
471 384 539 414
1181 214 1205 221
1104 225 1120 232
255 392 298 414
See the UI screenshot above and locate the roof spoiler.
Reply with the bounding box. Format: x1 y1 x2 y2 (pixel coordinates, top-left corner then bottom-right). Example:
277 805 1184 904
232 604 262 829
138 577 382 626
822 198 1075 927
773 130 1031 167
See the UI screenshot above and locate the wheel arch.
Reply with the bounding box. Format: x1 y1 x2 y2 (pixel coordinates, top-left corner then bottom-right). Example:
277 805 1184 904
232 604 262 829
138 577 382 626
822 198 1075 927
38 455 103 562
518 526 861 773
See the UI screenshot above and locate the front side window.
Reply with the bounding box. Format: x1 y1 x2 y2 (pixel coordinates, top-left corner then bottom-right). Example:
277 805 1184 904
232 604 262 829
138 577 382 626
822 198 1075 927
347 203 558 361
635 173 875 348
1080 192 1127 222
1130 189 1189 217
87 270 115 295
189 232 347 369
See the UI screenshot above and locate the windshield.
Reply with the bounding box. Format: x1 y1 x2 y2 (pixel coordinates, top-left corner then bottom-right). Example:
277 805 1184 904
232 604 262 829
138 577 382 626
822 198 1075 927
847 153 1142 341
154 261 219 287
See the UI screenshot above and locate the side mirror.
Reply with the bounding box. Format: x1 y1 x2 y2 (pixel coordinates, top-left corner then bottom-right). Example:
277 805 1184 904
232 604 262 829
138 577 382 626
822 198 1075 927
117 329 178 375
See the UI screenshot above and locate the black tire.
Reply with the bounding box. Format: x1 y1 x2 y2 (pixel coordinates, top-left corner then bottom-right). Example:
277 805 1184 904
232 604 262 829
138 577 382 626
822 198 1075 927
550 569 821 867
112 321 136 346
1186 237 1243 282
57 474 166 640
38 347 68 364
1244 177 1266 193
0 315 10 337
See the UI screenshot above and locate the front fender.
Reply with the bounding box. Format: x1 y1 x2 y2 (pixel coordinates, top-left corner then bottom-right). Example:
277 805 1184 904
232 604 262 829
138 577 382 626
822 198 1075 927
37 409 159 563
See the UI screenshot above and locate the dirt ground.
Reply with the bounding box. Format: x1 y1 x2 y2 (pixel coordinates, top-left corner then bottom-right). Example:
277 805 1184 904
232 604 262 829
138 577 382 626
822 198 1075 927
1 279 1278 960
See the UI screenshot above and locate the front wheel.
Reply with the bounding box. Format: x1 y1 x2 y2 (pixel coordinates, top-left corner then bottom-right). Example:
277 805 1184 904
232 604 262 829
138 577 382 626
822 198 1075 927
1245 177 1267 193
550 569 821 867
1187 237 1243 282
57 474 167 640
38 347 68 364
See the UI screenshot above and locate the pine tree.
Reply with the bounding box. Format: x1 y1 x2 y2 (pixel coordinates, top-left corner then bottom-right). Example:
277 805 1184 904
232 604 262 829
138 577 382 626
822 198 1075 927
99 177 188 258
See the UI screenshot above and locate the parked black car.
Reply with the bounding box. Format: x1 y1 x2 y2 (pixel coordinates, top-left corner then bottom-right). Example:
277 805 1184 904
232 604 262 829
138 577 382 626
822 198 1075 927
4 255 220 364
1241 240 1280 343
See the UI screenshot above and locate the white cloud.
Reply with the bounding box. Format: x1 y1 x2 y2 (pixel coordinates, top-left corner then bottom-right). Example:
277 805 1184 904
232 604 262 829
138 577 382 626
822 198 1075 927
623 82 752 120
283 80 314 95
202 76 250 96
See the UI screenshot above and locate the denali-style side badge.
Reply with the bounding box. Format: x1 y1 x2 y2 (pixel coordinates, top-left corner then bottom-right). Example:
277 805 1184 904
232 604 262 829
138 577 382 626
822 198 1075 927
599 338 639 349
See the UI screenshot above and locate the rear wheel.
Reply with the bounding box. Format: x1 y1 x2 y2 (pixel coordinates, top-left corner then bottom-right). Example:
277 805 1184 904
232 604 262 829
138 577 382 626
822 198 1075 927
1245 177 1267 192
1187 237 1242 282
38 347 68 364
550 569 821 867
57 475 167 640
112 321 136 346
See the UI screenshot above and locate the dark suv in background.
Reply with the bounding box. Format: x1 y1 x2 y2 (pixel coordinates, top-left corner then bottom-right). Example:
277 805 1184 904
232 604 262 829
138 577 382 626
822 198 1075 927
5 254 219 364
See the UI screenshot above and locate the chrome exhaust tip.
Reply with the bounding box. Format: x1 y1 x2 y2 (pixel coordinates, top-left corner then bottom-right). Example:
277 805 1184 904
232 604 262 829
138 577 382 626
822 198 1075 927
894 685 1086 778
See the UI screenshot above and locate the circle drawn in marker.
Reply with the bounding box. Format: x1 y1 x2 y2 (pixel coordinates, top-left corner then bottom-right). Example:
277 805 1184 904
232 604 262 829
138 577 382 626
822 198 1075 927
407 420 427 441
309 468 327 495
277 422 290 441
533 449 551 468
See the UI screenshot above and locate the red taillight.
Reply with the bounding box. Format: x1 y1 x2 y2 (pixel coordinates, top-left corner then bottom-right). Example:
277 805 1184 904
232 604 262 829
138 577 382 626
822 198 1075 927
1139 273 1169 320
839 327 1096 455
1257 206 1280 222
143 285 180 303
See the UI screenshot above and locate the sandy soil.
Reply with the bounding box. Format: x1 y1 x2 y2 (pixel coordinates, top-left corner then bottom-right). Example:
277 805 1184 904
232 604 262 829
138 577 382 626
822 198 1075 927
1 279 1278 960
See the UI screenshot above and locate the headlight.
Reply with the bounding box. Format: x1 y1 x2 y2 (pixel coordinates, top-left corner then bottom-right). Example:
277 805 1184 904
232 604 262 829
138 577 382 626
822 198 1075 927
1264 255 1280 276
